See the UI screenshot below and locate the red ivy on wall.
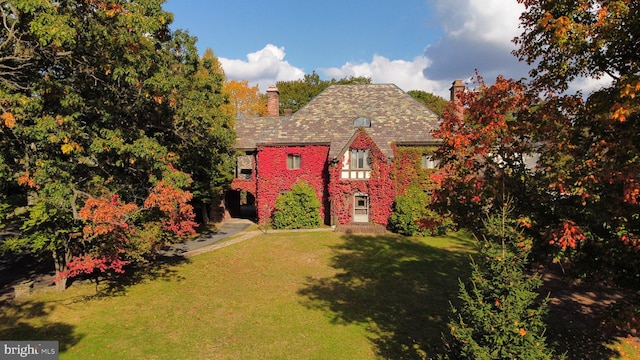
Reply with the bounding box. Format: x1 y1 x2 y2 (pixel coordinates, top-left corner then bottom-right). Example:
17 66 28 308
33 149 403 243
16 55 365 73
329 129 396 225
236 129 438 227
256 145 330 224
231 152 257 195
230 178 256 195
328 132 440 226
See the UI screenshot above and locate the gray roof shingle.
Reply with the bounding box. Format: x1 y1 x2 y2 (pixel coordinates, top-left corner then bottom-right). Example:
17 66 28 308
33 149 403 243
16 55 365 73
235 84 441 158
234 116 288 150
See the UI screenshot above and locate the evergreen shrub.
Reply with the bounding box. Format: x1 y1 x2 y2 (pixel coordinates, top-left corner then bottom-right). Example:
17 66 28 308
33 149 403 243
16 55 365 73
271 180 321 229
389 184 452 236
444 203 557 359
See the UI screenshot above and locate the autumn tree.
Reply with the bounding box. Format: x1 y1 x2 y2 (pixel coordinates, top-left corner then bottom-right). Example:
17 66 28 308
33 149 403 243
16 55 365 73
222 79 267 118
149 46 236 224
435 0 640 286
433 75 536 232
0 1 234 289
511 0 640 284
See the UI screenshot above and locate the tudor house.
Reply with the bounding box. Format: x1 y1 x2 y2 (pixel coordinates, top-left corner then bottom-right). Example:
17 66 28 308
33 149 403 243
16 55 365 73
228 82 463 226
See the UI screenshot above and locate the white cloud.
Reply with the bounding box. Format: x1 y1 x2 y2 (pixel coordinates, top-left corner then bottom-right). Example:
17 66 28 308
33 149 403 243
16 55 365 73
423 0 529 82
214 0 527 99
568 75 615 96
423 0 609 96
217 1 605 100
435 0 524 44
319 0 529 99
320 55 451 98
219 44 304 91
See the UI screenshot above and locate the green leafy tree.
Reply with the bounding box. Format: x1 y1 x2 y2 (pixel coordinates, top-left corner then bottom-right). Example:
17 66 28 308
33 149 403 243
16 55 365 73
271 180 321 229
276 72 371 114
445 203 555 359
407 89 448 116
0 1 234 289
389 184 450 236
149 45 236 224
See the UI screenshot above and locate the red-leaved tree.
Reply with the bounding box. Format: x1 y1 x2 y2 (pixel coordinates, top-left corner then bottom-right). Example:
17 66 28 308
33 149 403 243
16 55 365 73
60 180 197 285
144 180 198 238
433 75 538 232
64 195 137 281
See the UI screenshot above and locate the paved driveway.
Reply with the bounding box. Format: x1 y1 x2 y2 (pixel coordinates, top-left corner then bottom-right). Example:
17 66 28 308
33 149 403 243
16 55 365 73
160 218 255 257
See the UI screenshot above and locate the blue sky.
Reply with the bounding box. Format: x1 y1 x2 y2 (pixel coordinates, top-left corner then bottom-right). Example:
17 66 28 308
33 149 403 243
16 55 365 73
166 1 438 70
162 0 605 97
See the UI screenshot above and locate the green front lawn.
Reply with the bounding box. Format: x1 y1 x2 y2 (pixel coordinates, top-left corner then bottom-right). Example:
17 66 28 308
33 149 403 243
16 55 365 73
1 231 476 359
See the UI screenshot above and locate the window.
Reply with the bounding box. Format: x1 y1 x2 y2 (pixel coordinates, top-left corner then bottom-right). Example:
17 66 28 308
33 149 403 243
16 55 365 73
351 149 370 169
353 117 371 128
421 154 438 169
287 154 301 169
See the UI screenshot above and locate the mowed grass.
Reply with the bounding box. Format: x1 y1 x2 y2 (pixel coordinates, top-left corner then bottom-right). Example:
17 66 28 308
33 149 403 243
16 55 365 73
0 230 476 359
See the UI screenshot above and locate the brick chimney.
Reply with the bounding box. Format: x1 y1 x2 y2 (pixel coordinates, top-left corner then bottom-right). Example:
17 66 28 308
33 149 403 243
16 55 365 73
449 79 464 103
267 85 279 117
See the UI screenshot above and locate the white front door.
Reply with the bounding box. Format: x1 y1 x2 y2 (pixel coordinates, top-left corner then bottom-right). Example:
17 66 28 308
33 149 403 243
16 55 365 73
353 194 369 223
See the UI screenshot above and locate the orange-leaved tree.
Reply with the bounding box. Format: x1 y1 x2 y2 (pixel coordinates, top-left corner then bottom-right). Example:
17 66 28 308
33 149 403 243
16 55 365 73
434 0 640 285
222 80 267 118
433 75 537 233
513 0 640 283
62 178 198 285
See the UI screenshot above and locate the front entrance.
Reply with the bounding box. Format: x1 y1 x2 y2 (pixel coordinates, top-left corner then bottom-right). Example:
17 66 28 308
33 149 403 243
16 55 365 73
353 193 369 223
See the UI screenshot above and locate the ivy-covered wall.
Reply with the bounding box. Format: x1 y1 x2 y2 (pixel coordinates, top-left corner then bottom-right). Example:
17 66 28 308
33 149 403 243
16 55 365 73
234 131 439 227
256 145 330 224
329 129 396 225
230 178 256 195
328 133 440 226
393 145 439 194
230 152 257 195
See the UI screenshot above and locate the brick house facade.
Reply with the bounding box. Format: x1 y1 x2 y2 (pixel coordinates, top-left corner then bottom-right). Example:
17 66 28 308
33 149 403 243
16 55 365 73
229 83 453 226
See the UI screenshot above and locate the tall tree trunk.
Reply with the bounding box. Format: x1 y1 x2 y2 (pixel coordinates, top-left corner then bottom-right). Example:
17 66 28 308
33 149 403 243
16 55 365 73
209 194 226 223
53 244 71 291
200 201 209 224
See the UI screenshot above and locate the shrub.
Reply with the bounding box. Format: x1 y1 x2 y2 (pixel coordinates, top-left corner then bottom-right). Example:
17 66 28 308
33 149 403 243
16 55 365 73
389 184 452 236
271 180 321 229
444 203 556 359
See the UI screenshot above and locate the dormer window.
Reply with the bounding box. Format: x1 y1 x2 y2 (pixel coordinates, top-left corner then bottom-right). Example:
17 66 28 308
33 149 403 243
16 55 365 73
353 117 371 128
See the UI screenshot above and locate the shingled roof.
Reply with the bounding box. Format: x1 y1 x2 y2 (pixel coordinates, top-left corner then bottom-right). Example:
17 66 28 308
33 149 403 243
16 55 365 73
234 116 288 150
235 84 441 158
